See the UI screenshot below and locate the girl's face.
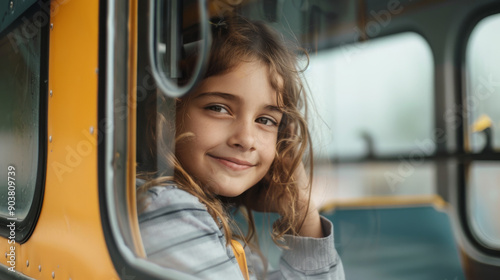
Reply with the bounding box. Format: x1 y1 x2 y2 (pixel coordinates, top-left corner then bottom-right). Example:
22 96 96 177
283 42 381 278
175 61 282 197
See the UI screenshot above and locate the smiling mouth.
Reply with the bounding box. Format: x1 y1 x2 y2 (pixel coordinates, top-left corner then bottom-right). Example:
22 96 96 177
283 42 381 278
207 155 256 171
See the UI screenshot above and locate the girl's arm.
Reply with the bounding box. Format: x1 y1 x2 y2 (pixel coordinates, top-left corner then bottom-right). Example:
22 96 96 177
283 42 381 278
297 205 323 238
245 163 345 279
272 163 346 279
245 215 345 280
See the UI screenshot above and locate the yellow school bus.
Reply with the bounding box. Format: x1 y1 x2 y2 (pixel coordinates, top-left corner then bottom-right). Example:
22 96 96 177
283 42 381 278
1 0 500 279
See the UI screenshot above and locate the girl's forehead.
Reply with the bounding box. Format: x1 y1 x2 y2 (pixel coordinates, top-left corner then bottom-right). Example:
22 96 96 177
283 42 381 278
200 61 274 91
180 60 286 109
221 57 285 87
183 65 282 107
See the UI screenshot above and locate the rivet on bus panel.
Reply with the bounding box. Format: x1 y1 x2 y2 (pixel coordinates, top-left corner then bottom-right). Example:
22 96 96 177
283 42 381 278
50 90 53 97
50 23 54 30
38 265 41 272
49 136 52 143
26 260 29 267
52 271 55 278
90 126 94 134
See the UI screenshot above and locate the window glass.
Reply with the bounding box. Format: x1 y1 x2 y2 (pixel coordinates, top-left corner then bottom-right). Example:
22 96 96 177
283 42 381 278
467 162 500 249
305 32 435 159
0 13 42 220
303 33 436 204
465 14 500 153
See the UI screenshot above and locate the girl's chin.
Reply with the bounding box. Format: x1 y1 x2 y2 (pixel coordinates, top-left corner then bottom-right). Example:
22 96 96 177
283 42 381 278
212 188 246 198
205 183 251 198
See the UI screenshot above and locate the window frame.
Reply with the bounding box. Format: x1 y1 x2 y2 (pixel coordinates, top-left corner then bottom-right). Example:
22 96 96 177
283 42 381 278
97 0 202 279
457 4 500 258
0 1 49 244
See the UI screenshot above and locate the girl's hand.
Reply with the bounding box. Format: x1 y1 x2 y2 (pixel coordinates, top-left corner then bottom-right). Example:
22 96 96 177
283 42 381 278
293 162 324 238
246 161 324 238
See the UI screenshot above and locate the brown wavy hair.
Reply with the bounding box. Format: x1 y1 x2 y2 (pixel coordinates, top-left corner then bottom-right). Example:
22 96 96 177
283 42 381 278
139 15 313 252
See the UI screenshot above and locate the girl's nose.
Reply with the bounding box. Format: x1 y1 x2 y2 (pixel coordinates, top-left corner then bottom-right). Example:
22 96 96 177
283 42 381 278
228 119 257 151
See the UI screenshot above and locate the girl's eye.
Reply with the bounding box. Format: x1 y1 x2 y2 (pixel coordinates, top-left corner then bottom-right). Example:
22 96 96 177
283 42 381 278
206 105 229 114
256 117 277 126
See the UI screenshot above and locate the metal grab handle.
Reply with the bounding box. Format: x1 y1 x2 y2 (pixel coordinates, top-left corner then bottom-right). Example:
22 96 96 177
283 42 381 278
148 0 211 98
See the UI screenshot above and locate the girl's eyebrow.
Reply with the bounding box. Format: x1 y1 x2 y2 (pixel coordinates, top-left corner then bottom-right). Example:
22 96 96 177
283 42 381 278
265 105 283 114
194 92 236 101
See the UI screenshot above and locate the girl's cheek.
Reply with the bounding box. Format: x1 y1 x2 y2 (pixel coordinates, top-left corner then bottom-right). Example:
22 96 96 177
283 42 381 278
262 133 278 157
255 132 270 148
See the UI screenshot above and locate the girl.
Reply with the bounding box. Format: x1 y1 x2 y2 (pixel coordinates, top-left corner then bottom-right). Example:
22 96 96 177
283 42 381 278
137 15 344 280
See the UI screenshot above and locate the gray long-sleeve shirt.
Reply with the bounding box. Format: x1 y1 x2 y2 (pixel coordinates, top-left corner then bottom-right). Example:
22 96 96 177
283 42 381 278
138 183 345 279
